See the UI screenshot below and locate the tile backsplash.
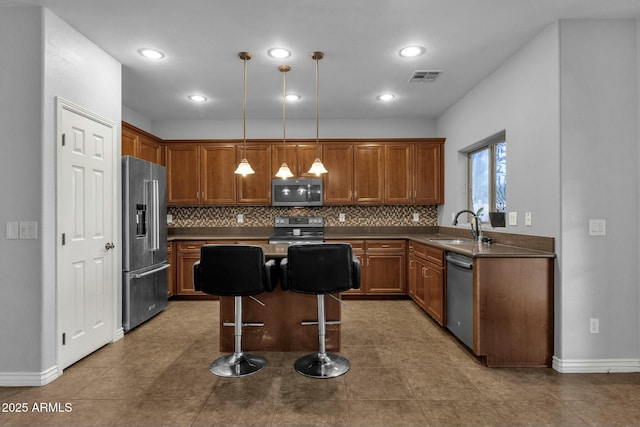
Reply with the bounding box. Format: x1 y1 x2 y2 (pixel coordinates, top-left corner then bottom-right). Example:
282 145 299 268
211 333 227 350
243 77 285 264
168 205 438 228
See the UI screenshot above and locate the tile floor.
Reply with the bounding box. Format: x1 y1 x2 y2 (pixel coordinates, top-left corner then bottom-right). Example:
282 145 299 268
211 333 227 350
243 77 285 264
1 299 640 426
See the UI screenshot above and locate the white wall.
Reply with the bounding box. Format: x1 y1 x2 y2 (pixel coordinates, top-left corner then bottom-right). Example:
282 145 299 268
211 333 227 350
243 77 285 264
437 19 640 371
437 22 562 237
150 117 438 140
0 6 45 377
0 6 121 385
558 19 639 367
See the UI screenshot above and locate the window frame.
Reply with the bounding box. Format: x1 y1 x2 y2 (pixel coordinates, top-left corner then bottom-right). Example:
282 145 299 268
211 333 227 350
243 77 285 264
466 131 506 223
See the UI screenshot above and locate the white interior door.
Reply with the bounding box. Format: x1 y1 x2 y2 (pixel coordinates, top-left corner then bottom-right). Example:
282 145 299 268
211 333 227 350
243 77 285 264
58 99 117 370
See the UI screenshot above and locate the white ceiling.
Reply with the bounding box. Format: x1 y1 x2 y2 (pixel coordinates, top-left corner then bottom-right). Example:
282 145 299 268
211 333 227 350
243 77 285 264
3 0 640 121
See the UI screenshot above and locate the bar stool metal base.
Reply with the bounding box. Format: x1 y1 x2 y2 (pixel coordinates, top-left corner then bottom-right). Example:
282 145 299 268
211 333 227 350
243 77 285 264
294 352 350 378
210 352 266 378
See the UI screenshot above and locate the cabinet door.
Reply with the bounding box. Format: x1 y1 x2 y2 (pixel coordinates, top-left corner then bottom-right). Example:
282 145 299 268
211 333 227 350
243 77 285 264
237 144 271 204
122 127 138 157
413 257 427 308
177 250 207 296
323 145 354 204
366 253 406 294
425 263 445 325
165 144 200 205
413 143 444 204
271 145 297 177
354 145 384 204
385 144 412 203
408 254 417 300
138 135 163 164
201 145 237 205
297 144 322 177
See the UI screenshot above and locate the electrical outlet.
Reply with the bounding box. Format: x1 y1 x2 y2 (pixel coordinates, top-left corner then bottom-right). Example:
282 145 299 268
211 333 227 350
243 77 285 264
590 318 599 334
339 213 346 222
525 212 532 226
237 214 244 223
412 213 420 222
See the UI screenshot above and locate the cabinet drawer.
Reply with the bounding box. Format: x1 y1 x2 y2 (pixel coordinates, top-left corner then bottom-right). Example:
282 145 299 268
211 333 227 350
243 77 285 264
409 241 428 258
176 241 207 251
366 240 405 252
425 246 444 266
326 239 365 253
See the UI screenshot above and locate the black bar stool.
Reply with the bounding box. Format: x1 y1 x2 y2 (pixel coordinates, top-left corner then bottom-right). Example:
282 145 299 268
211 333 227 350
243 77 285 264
280 243 361 378
193 245 276 377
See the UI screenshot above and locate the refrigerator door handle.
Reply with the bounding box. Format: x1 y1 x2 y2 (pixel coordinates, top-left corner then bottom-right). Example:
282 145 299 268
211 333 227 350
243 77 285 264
148 179 160 251
132 263 170 280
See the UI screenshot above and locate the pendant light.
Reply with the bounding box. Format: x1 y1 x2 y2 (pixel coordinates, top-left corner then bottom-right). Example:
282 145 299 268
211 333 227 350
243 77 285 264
235 52 255 176
275 64 294 179
308 51 328 176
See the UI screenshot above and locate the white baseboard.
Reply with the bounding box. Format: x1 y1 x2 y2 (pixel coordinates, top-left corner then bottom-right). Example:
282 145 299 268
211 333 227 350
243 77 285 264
0 365 60 387
113 327 124 342
553 356 640 373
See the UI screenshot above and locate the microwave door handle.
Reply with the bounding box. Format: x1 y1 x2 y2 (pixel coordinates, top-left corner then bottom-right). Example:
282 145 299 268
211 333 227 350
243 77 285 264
148 180 160 251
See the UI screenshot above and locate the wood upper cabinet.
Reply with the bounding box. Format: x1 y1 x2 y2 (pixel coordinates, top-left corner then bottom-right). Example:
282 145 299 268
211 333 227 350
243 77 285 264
323 144 354 204
165 143 200 205
354 145 384 204
237 144 272 205
201 145 237 205
122 122 163 164
384 144 412 203
272 144 319 178
413 142 444 204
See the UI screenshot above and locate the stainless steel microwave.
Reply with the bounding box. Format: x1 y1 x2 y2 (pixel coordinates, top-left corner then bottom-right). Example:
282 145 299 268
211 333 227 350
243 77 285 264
271 178 323 207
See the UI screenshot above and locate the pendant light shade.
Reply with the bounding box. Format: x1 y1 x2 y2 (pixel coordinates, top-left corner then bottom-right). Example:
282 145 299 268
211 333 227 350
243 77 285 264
308 51 328 176
235 52 255 176
276 64 294 179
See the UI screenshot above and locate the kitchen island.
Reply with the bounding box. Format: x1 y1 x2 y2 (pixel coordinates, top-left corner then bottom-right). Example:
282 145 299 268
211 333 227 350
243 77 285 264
218 244 342 352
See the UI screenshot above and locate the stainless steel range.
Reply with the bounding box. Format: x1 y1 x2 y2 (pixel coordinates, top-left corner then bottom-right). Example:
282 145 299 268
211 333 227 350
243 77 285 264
268 216 324 245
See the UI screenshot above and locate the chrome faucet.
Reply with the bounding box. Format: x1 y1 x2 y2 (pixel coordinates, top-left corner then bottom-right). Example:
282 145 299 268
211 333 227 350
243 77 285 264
453 209 483 242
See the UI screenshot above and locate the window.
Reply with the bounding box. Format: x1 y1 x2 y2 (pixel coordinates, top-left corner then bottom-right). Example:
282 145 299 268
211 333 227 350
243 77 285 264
467 132 506 222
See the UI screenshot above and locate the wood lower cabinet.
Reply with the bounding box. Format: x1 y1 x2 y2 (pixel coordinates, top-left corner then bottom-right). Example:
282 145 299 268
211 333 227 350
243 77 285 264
474 257 554 367
175 240 232 298
329 239 405 296
408 241 445 325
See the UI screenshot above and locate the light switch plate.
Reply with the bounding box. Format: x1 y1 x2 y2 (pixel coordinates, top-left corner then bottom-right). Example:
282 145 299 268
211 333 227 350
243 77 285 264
589 219 606 236
508 212 517 226
19 221 37 239
6 222 19 240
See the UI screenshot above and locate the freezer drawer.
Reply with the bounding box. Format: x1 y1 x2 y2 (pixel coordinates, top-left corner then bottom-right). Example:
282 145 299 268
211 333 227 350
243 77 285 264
123 263 169 332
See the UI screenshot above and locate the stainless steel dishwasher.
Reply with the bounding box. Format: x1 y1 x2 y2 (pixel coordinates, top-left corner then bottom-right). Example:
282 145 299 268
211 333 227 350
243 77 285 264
446 252 474 349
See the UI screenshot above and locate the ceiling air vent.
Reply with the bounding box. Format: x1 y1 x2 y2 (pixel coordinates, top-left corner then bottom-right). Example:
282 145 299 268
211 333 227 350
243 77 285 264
409 70 442 83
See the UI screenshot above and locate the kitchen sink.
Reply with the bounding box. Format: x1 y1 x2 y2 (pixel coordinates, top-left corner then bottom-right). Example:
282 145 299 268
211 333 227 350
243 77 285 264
429 238 472 245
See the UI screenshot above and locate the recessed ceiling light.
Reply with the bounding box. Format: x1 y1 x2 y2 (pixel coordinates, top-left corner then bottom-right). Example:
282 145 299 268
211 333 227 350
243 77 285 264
138 48 165 60
399 46 425 57
268 47 291 59
188 95 207 102
286 94 301 101
376 93 395 101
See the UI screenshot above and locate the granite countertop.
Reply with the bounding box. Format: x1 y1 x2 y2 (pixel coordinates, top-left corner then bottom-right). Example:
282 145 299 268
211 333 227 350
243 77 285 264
168 226 555 259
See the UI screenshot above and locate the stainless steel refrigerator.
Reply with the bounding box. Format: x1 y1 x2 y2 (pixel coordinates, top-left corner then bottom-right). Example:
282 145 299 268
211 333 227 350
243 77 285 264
122 156 169 332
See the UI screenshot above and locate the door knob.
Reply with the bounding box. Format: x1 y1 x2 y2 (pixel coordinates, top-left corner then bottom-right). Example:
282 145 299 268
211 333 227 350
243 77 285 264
105 242 115 250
